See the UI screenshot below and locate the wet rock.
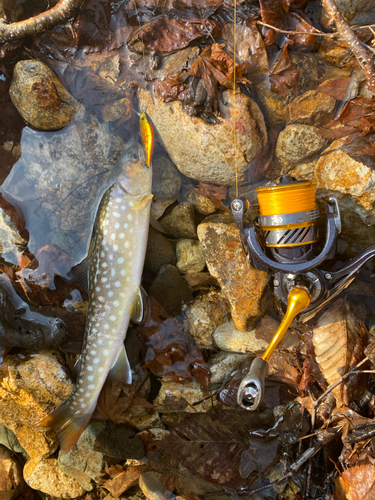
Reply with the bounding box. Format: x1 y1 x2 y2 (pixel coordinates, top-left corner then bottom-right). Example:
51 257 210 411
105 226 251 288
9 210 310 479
154 381 217 412
208 351 248 385
187 191 217 215
138 88 267 186
2 114 124 262
145 227 176 275
24 457 85 498
58 420 114 491
0 350 73 459
0 274 68 349
9 61 83 130
149 265 193 317
176 239 206 275
197 214 268 331
152 155 181 201
151 199 176 220
0 445 24 500
129 411 164 432
101 97 131 122
183 291 229 349
315 139 375 224
160 203 196 239
275 125 326 168
0 208 27 263
139 471 165 500
214 315 297 354
253 81 292 127
286 90 336 127
288 159 317 181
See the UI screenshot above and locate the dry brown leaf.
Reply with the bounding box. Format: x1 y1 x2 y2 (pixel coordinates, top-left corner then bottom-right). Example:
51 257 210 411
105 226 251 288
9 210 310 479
102 464 143 497
335 464 375 500
312 299 367 407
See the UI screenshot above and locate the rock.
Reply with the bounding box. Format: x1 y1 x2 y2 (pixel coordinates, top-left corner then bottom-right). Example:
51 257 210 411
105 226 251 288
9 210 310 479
58 420 119 491
0 445 24 500
149 265 193 317
213 315 297 354
0 208 27 263
151 199 176 220
2 114 124 262
152 155 181 201
197 214 268 331
315 139 375 224
24 458 85 499
288 159 317 181
275 125 326 168
160 203 196 239
187 191 217 215
129 411 164 432
154 381 217 412
139 471 165 500
176 239 206 274
319 38 352 68
321 0 375 27
183 291 229 349
145 227 176 275
0 274 68 350
100 97 131 121
286 90 336 127
208 351 249 385
138 88 267 186
0 350 73 459
253 80 292 127
9 61 83 130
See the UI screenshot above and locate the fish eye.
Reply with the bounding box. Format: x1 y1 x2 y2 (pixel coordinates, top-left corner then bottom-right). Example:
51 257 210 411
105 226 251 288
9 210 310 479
127 151 138 163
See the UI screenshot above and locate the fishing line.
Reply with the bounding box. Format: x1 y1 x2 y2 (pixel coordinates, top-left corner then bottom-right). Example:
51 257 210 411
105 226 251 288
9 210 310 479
256 181 317 216
233 0 239 198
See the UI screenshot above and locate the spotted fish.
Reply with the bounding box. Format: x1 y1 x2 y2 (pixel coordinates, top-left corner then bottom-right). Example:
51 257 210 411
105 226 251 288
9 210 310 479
36 141 152 452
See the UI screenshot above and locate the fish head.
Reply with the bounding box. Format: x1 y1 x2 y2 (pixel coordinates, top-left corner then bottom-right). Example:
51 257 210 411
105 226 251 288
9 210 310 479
118 142 152 196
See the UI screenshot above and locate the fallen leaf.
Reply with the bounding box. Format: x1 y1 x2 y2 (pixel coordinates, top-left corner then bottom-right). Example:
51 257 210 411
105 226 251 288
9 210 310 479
193 182 229 211
158 413 248 489
154 73 187 102
128 17 218 53
316 77 352 101
269 40 299 96
335 464 375 500
312 299 367 407
94 424 144 461
239 437 279 479
101 464 143 497
286 10 320 48
259 0 288 46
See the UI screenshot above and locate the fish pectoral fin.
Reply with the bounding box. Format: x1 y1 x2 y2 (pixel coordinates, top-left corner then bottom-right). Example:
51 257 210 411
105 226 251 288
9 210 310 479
150 216 166 234
35 399 94 453
108 344 132 385
131 194 153 211
130 285 148 324
68 258 91 292
73 356 82 377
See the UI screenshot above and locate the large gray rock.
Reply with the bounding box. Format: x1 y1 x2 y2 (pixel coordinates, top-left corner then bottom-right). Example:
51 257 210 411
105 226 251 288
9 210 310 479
138 88 267 186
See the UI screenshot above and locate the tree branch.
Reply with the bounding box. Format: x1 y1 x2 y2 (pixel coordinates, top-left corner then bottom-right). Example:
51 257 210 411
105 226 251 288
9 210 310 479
0 0 84 43
322 0 375 94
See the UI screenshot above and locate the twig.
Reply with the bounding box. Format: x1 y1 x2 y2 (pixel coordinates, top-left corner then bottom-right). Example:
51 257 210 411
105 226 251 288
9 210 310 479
322 0 375 93
0 0 84 43
256 21 334 37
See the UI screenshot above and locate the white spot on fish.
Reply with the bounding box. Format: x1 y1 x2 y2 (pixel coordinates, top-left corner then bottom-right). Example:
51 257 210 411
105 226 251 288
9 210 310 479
91 350 96 355
88 375 94 381
123 223 128 229
93 358 100 364
111 268 116 277
113 245 119 251
102 262 108 268
117 257 124 264
108 340 114 346
121 269 126 276
88 384 95 390
127 214 133 221
111 233 116 240
114 212 121 218
98 339 103 345
87 366 93 371
86 393 91 398
116 198 122 203
124 241 130 248
109 315 117 322
79 388 84 393
98 367 105 373
113 300 120 307
98 296 104 302
115 223 120 230
101 277 108 283
119 233 125 239
130 228 134 234
104 324 110 330
95 287 101 292
108 291 114 297
128 251 133 257
120 292 126 298
121 205 127 210
115 281 121 287
81 403 87 408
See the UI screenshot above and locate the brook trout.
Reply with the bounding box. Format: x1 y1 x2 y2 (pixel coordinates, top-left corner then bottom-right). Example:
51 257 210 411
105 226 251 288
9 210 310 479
37 141 152 451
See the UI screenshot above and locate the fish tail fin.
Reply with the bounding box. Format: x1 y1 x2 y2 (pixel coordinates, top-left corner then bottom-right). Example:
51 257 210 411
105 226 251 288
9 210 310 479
35 400 94 453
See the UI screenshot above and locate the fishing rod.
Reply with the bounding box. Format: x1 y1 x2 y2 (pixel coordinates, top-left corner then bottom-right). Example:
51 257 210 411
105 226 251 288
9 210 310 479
231 176 375 411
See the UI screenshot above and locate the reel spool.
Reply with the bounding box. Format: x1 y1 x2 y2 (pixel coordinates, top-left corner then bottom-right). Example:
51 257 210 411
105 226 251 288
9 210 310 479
231 176 375 411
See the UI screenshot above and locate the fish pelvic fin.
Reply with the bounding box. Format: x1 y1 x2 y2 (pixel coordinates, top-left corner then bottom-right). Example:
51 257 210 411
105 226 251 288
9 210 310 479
108 344 132 385
131 193 153 211
35 400 94 453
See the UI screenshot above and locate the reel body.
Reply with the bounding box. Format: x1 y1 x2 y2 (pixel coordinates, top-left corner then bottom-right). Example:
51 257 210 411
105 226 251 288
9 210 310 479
231 176 375 410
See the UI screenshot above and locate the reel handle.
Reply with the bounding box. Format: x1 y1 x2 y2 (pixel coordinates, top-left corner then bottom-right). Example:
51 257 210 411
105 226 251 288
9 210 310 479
237 287 311 411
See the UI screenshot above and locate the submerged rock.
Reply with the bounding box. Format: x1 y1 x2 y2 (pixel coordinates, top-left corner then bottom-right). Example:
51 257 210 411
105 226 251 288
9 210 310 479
208 351 249 385
176 239 206 274
275 125 326 168
154 381 217 412
315 139 375 225
160 203 196 239
286 90 336 127
24 457 85 499
10 60 83 130
0 350 72 459
152 155 181 201
138 88 267 185
149 264 193 316
145 227 176 275
0 445 24 500
139 471 165 500
187 191 217 215
183 290 229 349
197 214 268 331
2 114 124 263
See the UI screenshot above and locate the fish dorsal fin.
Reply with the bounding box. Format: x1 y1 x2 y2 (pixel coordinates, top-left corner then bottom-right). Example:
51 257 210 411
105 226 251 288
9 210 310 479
68 258 91 292
108 344 132 385
130 285 148 323
131 194 153 211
